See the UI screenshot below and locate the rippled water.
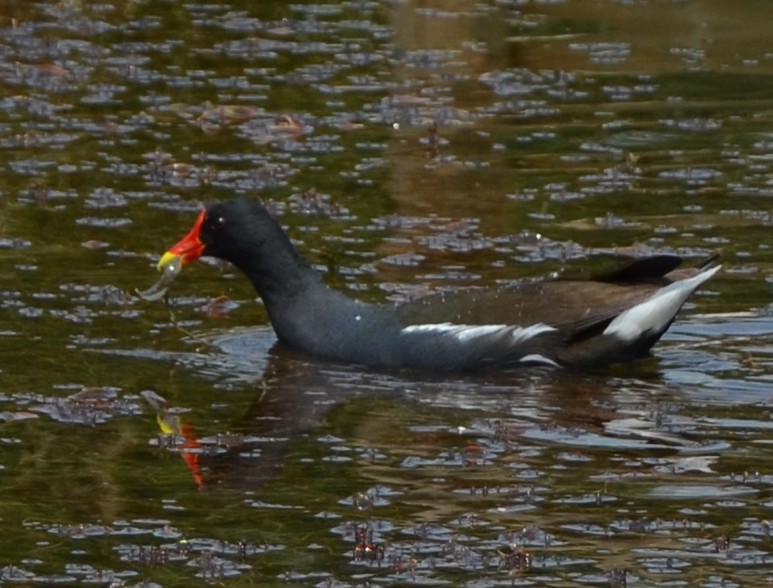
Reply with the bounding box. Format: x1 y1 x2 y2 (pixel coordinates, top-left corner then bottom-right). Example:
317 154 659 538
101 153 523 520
0 0 772 586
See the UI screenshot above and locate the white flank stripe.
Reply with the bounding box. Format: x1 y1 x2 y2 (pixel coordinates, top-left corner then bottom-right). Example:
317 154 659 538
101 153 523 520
603 265 721 342
511 323 557 343
453 325 508 342
519 354 560 367
401 323 506 341
401 322 555 343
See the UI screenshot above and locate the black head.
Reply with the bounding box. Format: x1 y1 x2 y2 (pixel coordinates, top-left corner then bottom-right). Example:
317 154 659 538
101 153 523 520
197 199 281 263
159 198 302 275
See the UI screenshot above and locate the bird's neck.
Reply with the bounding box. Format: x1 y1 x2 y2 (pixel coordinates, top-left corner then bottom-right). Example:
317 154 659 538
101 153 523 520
238 244 322 307
239 249 366 352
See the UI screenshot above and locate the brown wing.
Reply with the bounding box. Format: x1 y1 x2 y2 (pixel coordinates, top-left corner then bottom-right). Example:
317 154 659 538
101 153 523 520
396 255 693 330
394 255 717 367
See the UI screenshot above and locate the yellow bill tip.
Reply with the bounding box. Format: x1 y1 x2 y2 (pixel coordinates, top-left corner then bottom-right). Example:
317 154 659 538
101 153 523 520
157 250 180 272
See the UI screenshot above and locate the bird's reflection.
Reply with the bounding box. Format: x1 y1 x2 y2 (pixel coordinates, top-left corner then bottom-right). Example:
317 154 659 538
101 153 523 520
143 326 689 490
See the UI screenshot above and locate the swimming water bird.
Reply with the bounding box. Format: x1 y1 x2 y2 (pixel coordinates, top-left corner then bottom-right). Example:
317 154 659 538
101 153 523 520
154 198 720 371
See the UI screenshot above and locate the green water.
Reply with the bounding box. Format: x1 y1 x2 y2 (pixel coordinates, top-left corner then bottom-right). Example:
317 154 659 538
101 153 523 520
0 0 771 586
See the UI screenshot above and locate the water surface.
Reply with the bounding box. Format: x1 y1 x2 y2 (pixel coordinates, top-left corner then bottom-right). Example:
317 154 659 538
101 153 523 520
0 0 772 586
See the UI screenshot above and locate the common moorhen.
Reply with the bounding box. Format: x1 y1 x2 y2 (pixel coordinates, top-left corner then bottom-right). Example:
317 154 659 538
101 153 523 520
154 198 720 371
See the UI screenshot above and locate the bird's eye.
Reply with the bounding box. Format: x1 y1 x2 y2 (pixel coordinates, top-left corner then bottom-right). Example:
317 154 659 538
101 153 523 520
211 216 226 231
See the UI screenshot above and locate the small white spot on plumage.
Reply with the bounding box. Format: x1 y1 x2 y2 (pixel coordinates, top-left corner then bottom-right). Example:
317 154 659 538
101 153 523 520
603 264 721 341
355 314 361 321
